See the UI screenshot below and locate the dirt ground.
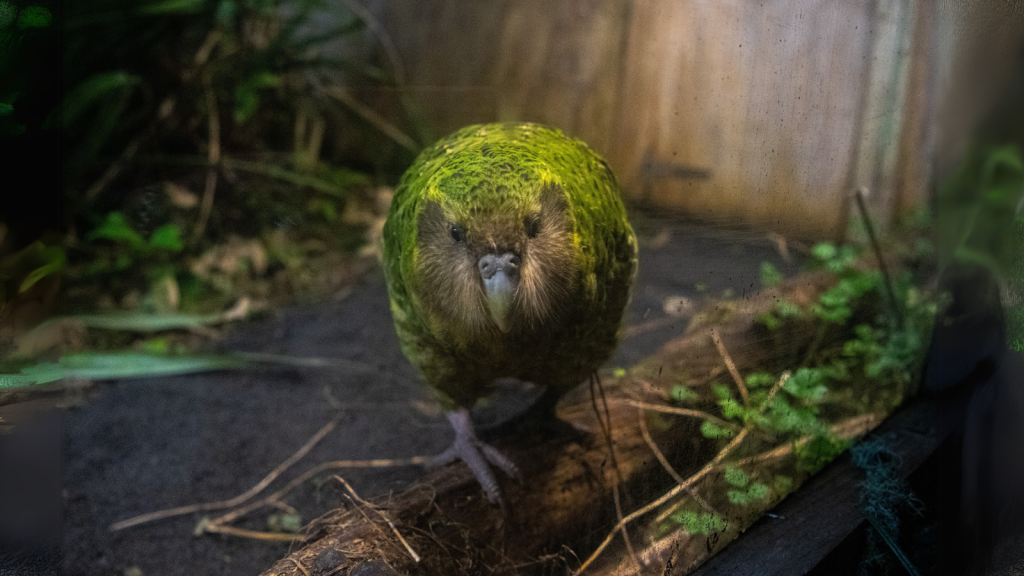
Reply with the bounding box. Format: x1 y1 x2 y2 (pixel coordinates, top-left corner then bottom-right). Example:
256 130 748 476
7 219 803 576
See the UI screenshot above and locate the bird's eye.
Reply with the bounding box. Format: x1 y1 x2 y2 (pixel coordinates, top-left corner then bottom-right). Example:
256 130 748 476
525 215 541 239
450 225 464 243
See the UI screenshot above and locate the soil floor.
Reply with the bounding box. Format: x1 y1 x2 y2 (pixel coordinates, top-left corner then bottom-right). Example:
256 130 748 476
5 220 803 576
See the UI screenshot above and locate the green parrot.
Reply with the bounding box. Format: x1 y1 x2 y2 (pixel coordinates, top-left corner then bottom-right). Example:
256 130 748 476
382 122 637 504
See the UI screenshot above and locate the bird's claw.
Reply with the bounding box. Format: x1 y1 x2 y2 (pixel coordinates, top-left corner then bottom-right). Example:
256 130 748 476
429 408 520 504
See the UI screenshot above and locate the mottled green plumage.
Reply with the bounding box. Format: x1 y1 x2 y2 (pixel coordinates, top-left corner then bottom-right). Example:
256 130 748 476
383 122 637 412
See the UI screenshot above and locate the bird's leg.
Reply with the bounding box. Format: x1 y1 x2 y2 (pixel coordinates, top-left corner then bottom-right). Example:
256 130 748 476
428 407 520 504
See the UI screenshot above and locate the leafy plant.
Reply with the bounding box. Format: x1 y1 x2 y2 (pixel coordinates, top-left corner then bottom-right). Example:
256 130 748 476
760 261 783 287
937 144 1024 345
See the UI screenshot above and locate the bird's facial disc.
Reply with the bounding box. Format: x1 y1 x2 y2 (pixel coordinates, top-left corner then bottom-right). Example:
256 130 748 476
478 253 520 332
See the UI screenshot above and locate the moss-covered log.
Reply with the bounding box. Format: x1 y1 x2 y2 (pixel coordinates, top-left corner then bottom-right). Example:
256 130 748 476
259 266 925 575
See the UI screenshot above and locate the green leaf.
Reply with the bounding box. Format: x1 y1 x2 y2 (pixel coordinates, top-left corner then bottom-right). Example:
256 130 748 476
757 312 780 330
760 261 783 287
775 299 800 317
0 2 15 29
783 368 828 400
0 102 12 116
56 72 140 128
796 433 850 473
727 490 751 505
672 511 727 534
711 383 732 401
16 6 51 28
18 262 61 293
60 352 247 380
747 482 769 500
719 397 745 419
745 373 775 388
215 0 236 25
724 466 749 487
86 212 146 248
811 243 837 261
0 362 63 388
136 0 208 15
700 421 734 439
773 475 793 493
670 384 696 403
267 512 303 533
149 225 184 251
66 312 222 331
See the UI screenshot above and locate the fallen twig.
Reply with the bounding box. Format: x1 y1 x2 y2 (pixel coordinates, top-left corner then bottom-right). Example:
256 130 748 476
589 373 641 572
574 428 751 575
637 407 717 514
110 416 341 531
621 399 741 433
191 74 221 244
711 328 749 406
333 475 420 563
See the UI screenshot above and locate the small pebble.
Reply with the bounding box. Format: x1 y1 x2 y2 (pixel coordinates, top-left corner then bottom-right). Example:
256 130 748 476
349 559 399 576
313 548 346 575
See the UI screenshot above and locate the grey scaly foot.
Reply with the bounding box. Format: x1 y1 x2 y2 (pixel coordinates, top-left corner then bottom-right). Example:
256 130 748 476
428 408 520 504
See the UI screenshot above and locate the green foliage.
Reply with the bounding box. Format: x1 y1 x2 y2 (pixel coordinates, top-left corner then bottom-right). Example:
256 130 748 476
670 384 697 403
87 212 184 257
745 373 775 388
937 144 1024 277
772 475 793 494
757 298 802 330
728 482 769 506
54 0 417 316
783 368 828 400
724 467 749 487
775 299 800 318
796 433 851 474
0 241 65 301
266 512 303 533
0 0 55 138
671 510 728 535
700 421 735 439
760 261 783 287
17 6 51 28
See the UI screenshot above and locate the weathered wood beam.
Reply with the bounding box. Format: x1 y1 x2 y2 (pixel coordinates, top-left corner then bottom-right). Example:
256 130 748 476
259 269 899 576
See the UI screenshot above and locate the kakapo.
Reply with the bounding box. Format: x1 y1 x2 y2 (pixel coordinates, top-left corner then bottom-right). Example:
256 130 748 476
382 122 637 503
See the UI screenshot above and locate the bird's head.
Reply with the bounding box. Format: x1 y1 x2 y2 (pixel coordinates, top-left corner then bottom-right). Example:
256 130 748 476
413 159 577 341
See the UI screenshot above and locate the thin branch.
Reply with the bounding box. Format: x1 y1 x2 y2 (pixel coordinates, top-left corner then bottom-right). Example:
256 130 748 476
323 86 419 153
335 0 425 144
207 455 428 528
110 416 341 531
620 399 741 433
800 323 828 368
337 0 406 85
84 27 217 202
854 187 904 326
574 428 751 575
711 328 749 406
762 371 791 411
191 74 221 244
83 138 143 202
728 412 881 469
589 374 642 573
203 523 301 542
636 407 717 514
284 558 312 576
333 475 420 563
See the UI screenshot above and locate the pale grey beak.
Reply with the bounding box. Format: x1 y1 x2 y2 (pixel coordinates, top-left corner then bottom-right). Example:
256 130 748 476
479 253 520 333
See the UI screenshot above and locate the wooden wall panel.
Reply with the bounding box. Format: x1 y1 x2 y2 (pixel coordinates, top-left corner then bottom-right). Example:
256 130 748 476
608 0 875 238
348 0 936 240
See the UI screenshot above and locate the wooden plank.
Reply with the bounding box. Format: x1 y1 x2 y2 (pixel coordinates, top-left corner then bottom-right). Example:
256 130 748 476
255 264 925 576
